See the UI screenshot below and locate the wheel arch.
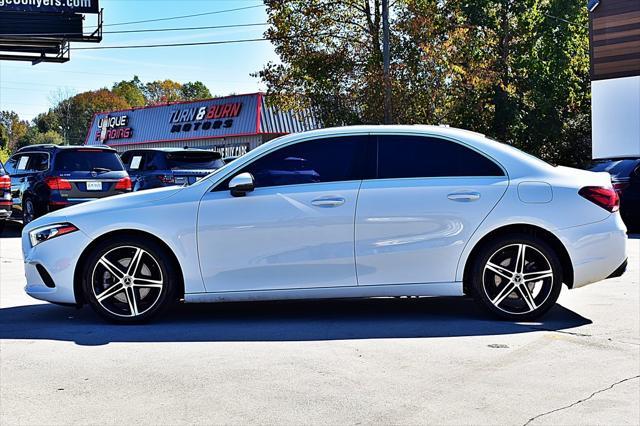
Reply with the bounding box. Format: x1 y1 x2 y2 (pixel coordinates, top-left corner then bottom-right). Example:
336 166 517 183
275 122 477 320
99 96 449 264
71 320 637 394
462 223 574 294
73 229 185 305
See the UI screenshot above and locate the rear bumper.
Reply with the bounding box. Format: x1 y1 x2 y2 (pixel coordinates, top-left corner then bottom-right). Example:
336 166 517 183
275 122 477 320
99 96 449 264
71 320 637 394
0 200 11 219
607 258 628 279
556 213 628 289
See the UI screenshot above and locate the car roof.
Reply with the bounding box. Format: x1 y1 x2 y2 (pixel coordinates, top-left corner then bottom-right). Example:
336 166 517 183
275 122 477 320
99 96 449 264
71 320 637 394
16 144 117 153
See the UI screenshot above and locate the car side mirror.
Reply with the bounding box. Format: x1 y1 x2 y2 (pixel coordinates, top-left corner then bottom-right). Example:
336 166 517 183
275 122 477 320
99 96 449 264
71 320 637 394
229 172 255 197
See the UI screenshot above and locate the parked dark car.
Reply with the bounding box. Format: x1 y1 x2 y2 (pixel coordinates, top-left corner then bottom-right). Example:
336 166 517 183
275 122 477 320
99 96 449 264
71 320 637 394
590 158 640 232
120 148 224 191
0 160 11 224
3 145 132 224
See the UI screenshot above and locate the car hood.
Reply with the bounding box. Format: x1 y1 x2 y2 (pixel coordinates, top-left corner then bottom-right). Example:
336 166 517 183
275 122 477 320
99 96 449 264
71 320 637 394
29 185 184 227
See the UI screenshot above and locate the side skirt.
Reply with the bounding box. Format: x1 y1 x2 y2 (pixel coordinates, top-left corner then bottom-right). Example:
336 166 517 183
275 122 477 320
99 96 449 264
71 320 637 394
184 282 464 303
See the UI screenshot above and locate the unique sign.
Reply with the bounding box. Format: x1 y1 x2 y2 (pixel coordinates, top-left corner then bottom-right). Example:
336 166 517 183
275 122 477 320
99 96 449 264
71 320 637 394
0 0 100 14
85 94 260 146
587 0 600 12
96 115 133 142
169 102 243 134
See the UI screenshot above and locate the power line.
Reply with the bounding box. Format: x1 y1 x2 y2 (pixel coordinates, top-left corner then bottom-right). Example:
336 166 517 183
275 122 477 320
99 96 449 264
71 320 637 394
0 22 268 38
87 4 265 28
72 37 270 50
106 22 268 34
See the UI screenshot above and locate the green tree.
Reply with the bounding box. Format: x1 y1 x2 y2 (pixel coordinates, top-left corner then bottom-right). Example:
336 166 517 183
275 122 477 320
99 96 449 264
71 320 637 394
256 0 393 126
144 80 183 104
15 128 64 150
258 0 591 167
181 81 212 101
112 76 146 107
33 110 61 134
0 111 29 152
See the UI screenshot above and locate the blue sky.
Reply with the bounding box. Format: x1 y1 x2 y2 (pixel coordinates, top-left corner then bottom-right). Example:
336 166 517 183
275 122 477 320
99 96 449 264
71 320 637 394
0 0 278 121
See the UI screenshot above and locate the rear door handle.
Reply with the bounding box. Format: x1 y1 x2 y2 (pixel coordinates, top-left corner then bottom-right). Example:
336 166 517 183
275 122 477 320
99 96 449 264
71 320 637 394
447 192 481 202
311 196 346 207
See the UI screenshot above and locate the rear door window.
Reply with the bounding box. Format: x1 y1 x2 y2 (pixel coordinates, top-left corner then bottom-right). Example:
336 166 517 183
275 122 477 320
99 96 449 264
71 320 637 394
10 153 49 173
54 150 124 172
377 135 504 179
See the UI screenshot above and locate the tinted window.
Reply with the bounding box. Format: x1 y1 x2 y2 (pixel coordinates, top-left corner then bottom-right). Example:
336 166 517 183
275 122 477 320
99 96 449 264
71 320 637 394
54 150 124 172
121 152 147 171
228 136 365 189
9 153 49 173
377 135 504 178
166 151 224 170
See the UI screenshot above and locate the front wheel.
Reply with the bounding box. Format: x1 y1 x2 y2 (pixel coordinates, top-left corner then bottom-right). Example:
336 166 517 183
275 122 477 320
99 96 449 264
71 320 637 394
82 236 178 323
470 234 563 321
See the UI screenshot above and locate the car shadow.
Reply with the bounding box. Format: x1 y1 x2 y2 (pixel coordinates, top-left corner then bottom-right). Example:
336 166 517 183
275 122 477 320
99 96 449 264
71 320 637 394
0 220 22 238
0 297 591 346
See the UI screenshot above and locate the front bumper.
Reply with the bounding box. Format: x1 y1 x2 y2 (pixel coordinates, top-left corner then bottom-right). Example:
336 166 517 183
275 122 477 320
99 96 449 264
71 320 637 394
22 225 91 304
556 213 628 289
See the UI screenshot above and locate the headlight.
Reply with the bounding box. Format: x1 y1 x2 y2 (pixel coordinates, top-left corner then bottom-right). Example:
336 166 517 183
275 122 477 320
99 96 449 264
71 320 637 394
29 223 79 247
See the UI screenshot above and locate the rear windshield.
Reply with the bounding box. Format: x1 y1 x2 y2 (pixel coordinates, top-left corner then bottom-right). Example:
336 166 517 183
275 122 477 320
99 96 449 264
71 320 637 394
54 150 124 172
165 151 224 170
590 159 640 178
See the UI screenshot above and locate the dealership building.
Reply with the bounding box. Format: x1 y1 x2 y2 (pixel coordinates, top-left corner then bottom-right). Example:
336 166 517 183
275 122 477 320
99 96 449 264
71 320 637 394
85 93 319 156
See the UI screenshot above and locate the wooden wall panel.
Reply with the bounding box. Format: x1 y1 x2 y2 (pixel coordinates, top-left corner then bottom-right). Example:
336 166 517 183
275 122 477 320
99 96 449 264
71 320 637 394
590 0 640 80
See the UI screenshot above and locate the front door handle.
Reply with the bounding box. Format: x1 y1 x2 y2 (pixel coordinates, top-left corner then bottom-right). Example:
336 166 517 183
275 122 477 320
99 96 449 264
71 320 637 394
447 192 481 202
311 196 346 207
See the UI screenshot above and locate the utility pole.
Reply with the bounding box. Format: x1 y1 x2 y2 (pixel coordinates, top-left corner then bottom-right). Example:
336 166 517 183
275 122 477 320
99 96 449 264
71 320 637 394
382 0 392 124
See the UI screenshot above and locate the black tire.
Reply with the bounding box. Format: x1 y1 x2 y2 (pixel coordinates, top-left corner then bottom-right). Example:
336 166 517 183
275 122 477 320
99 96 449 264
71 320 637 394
82 236 178 324
22 197 39 225
470 233 563 321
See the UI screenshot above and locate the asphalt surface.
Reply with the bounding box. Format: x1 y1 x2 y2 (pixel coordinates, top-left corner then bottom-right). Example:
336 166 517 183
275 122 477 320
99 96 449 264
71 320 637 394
1 219 638 425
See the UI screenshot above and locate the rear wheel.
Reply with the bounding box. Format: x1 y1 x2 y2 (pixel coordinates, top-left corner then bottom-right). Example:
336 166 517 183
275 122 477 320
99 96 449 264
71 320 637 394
470 234 563 321
22 197 38 225
82 236 177 323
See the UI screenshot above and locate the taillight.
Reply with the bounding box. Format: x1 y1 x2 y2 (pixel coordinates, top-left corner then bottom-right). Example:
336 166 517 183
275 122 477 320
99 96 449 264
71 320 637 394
0 175 10 190
157 174 175 184
612 182 630 194
45 176 72 191
579 186 620 213
115 177 132 191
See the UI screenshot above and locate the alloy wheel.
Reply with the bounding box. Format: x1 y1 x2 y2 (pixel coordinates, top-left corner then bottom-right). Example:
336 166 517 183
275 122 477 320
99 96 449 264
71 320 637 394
91 246 164 318
23 199 34 224
482 243 554 315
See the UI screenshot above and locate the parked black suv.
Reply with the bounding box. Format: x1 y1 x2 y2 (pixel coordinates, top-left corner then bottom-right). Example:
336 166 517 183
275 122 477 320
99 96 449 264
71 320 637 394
120 148 224 191
0 160 11 224
3 145 132 224
590 158 640 232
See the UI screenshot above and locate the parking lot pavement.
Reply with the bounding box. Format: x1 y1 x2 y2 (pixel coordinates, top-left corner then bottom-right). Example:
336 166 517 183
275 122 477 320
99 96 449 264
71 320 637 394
0 220 638 426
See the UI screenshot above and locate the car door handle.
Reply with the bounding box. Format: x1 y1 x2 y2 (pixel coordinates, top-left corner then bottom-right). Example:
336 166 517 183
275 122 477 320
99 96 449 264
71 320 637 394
447 192 481 202
311 197 346 207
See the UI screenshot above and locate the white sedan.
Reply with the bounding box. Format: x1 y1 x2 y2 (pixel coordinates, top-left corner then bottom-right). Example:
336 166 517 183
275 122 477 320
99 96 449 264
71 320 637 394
22 126 628 323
